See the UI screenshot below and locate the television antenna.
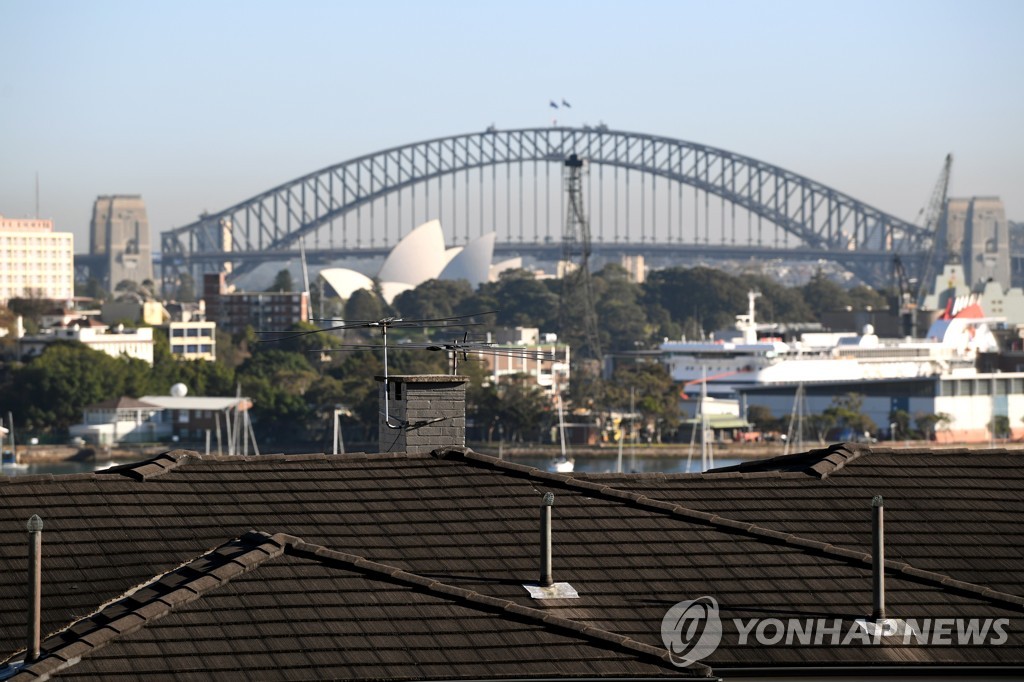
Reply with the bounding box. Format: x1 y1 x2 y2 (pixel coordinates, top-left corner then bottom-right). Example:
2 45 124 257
258 311 495 429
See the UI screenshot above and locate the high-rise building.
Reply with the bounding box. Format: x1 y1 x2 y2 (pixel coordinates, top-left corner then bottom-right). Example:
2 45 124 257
944 197 1010 290
89 195 153 291
0 215 74 305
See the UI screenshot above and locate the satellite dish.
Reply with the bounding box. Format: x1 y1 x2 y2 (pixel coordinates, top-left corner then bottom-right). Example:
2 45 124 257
170 383 188 398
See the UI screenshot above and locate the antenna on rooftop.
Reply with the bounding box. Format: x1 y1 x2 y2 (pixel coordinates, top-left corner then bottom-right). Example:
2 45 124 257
258 311 496 428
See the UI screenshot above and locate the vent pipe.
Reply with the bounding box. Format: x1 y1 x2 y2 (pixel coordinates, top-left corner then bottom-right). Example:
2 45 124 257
26 515 43 662
540 493 554 587
871 496 886 621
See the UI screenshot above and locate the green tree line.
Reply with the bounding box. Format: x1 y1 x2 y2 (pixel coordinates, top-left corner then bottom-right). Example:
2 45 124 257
1 264 893 445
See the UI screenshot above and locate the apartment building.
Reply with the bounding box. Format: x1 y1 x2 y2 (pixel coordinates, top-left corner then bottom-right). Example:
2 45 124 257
0 214 74 304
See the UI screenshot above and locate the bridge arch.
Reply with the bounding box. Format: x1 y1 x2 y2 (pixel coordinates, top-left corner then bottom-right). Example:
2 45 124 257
161 127 931 283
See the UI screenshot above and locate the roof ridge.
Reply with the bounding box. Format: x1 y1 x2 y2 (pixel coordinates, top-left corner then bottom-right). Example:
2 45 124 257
7 531 287 679
86 450 436 482
12 531 711 680
93 449 195 481
704 442 868 479
283 539 711 678
447 448 1024 612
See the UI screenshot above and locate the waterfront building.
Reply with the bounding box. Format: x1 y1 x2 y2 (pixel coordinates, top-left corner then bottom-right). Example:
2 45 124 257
168 320 217 361
69 392 250 445
18 319 154 365
739 371 1024 443
88 195 153 292
203 272 308 336
0 214 74 305
476 328 570 399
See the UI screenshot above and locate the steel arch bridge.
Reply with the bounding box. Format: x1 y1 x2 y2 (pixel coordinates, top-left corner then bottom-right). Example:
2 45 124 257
161 127 933 288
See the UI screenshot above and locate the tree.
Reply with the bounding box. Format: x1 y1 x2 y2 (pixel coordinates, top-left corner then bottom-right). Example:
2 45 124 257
4 342 155 432
75 276 109 302
394 279 475 321
642 267 749 335
593 265 649 352
8 294 51 333
823 393 877 438
114 279 154 301
889 409 912 439
491 376 550 443
801 269 849 319
268 269 294 293
991 415 1011 439
914 412 952 441
846 285 888 311
236 349 316 443
475 269 559 331
345 289 385 322
602 364 681 443
747 405 780 432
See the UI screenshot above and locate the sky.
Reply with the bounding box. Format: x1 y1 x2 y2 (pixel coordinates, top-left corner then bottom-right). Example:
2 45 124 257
1 0 1022 250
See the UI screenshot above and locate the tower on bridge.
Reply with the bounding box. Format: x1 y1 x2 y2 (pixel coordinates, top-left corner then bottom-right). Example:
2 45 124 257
558 153 602 363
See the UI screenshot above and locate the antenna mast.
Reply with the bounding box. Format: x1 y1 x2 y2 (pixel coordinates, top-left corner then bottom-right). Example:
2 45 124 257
559 153 602 361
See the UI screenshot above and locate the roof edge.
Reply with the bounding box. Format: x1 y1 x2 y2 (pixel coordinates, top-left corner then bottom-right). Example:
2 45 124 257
284 540 712 677
441 447 1024 612
6 530 288 679
12 530 713 680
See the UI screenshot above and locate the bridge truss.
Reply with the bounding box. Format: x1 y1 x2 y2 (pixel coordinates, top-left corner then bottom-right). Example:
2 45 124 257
161 127 933 289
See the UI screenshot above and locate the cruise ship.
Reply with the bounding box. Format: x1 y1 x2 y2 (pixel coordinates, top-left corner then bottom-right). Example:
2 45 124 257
661 291 1000 401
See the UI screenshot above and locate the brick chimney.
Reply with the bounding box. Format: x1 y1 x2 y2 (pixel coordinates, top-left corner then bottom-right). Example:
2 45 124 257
376 375 468 454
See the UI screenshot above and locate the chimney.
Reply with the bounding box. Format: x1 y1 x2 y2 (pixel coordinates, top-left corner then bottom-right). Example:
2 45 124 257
872 495 886 621
540 492 555 587
26 514 43 662
376 375 467 454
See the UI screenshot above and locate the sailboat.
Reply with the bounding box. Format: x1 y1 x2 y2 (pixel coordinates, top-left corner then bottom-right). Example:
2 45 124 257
549 394 575 473
782 383 807 456
686 369 715 473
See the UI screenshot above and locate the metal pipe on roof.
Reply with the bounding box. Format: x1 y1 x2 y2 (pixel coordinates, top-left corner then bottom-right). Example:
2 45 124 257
540 492 555 587
872 495 886 621
26 515 43 662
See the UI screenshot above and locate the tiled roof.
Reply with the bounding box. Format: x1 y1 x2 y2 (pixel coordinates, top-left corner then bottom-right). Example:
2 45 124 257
0 445 1021 679
579 443 1024 596
82 397 159 411
11 532 689 681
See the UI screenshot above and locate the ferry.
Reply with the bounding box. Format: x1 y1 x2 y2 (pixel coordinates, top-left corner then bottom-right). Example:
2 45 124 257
661 291 1000 401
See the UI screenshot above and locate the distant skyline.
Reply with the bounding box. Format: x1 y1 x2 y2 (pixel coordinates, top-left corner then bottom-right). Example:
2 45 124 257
1 0 1022 250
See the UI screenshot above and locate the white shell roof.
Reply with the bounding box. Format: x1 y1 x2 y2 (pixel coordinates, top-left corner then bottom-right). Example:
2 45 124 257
315 221 499 304
377 219 446 287
319 268 375 301
440 233 496 289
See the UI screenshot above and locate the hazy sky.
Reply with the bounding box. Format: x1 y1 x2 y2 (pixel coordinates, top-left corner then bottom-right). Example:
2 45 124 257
2 0 1021 249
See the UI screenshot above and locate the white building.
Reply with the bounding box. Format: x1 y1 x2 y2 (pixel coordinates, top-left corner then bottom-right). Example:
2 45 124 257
475 331 570 399
70 393 251 446
19 320 155 365
168 321 217 361
0 215 74 305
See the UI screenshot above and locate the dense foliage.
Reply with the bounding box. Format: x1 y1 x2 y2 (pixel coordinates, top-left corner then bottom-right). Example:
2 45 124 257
0 264 898 445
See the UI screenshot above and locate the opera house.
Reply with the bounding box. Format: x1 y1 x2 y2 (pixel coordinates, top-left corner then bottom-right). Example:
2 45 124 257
319 220 517 303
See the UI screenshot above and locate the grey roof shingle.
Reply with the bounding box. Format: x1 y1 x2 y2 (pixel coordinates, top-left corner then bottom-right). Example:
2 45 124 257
0 444 1021 679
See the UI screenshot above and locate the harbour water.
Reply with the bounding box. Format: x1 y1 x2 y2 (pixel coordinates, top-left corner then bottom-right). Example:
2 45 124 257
1 453 746 477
